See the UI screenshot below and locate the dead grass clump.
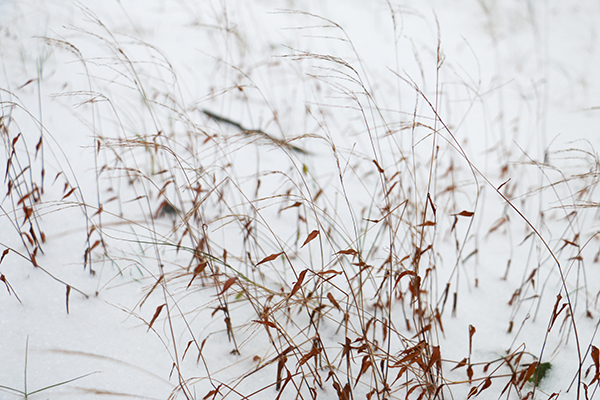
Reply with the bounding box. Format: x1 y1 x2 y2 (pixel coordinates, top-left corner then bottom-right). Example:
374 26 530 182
2 3 600 400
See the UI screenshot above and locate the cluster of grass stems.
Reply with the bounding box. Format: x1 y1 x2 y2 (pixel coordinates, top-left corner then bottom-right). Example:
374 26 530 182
2 5 600 400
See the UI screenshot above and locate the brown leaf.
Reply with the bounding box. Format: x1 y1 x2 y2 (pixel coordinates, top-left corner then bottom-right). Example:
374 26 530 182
336 249 358 256
394 351 421 366
276 354 288 391
385 181 398 197
355 356 372 387
332 381 352 400
275 369 293 398
427 193 437 215
417 220 435 227
256 252 283 266
158 180 172 198
187 260 208 289
392 366 408 385
22 231 33 246
434 308 444 334
298 347 321 367
425 346 441 372
466 386 478 399
301 230 319 248
217 277 237 296
481 377 492 392
0 249 9 264
35 136 43 155
405 385 420 399
469 325 476 339
290 269 308 297
11 133 21 148
92 205 103 217
280 201 302 212
61 187 76 200
327 292 341 311
591 346 599 384
373 159 384 174
182 340 193 361
65 285 71 314
17 191 33 206
30 251 38 267
497 178 511 191
520 363 539 389
549 294 567 332
455 210 474 217
22 205 33 224
317 269 342 276
468 324 476 359
451 358 468 371
253 318 277 330
403 270 419 281
148 304 166 331
203 386 220 400
140 275 163 309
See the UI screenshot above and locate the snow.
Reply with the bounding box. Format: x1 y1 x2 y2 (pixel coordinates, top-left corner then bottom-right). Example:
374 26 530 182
1 0 600 399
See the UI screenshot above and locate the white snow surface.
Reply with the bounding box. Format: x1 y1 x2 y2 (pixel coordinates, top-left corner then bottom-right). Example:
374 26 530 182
1 0 600 399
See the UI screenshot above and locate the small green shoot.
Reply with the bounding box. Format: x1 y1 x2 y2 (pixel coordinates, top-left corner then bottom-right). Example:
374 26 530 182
529 362 552 387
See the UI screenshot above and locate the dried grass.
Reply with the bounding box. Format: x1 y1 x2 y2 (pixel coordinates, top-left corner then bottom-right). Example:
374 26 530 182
2 3 600 400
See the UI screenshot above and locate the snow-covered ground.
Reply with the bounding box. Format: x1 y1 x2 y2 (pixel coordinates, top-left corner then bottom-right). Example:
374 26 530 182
1 1 600 399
